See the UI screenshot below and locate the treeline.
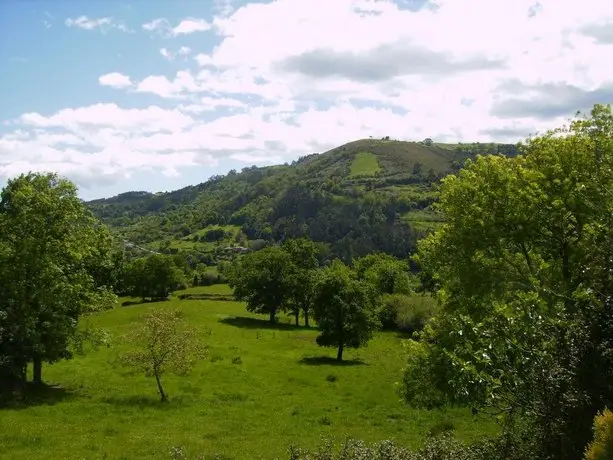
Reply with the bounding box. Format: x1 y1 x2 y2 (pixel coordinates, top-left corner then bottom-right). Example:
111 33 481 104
223 239 435 360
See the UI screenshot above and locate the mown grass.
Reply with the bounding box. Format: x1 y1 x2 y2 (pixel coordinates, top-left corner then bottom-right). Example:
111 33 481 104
0 286 498 460
349 151 381 178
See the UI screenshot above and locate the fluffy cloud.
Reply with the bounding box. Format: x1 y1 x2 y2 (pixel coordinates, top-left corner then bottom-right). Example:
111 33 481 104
98 72 133 88
142 17 210 37
5 0 613 195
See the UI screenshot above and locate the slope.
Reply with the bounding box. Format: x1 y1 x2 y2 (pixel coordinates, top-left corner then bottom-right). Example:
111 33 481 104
87 139 519 263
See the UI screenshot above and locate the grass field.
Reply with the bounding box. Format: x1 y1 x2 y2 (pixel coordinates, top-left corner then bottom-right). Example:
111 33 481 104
0 286 497 460
349 151 381 178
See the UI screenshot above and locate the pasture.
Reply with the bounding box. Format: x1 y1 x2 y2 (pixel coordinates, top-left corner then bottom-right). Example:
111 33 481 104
0 286 497 459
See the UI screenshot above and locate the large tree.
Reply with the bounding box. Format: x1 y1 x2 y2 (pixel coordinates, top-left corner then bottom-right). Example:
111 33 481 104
228 246 293 323
312 260 380 361
403 104 613 459
0 172 116 390
124 254 185 301
283 238 320 326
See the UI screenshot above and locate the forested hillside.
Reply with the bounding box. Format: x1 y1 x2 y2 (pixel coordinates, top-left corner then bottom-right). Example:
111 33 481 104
87 139 519 262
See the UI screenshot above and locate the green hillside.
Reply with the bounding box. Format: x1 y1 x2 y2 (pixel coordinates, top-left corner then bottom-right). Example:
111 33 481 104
87 139 519 264
0 286 497 459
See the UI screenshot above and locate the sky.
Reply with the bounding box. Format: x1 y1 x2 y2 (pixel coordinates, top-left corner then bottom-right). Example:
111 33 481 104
1 0 612 200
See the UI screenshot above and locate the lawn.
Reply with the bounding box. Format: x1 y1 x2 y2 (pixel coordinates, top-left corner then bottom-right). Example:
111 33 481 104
0 286 498 460
349 151 381 178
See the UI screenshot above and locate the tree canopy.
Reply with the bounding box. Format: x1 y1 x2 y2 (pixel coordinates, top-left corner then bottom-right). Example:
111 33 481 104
403 104 613 459
312 260 380 361
0 172 117 390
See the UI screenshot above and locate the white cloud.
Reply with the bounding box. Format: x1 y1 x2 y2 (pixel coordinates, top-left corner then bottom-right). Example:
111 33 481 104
160 48 174 61
142 17 210 37
98 72 133 88
64 16 131 32
6 0 613 195
159 46 192 61
172 19 210 35
136 71 201 98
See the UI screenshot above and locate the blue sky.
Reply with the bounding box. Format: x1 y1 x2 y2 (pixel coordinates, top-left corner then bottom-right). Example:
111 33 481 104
1 0 612 200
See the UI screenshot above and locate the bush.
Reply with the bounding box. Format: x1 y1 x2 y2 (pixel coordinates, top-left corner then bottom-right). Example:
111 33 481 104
378 294 437 333
585 408 613 460
287 434 499 460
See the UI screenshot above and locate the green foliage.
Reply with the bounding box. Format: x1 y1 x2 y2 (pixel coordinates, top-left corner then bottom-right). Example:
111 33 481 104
86 139 520 262
378 294 437 333
287 434 496 460
585 408 613 460
283 238 321 326
406 104 613 459
313 260 381 360
124 254 186 301
228 246 294 323
120 308 206 402
0 172 117 389
354 253 413 295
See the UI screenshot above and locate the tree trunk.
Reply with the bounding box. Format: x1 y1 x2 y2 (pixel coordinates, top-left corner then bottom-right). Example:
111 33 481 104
304 307 309 327
336 343 344 361
154 372 167 402
269 308 277 323
32 357 42 385
295 309 300 326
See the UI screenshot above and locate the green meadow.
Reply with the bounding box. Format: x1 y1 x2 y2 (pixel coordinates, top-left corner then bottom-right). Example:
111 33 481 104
0 286 497 460
349 151 381 177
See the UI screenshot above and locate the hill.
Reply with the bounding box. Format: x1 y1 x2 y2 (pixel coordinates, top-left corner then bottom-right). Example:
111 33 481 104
87 139 520 263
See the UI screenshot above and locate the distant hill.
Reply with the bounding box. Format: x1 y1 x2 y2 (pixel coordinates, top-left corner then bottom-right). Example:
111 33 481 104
87 138 520 263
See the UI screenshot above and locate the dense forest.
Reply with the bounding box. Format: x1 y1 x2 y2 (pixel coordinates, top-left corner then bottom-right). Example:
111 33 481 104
86 139 520 264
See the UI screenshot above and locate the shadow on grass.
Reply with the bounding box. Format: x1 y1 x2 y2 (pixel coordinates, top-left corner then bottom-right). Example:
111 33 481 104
103 394 189 408
219 316 314 331
299 356 368 367
0 382 74 410
121 298 170 307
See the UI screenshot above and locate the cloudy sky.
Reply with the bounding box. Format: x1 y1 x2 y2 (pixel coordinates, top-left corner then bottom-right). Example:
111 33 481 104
1 0 612 200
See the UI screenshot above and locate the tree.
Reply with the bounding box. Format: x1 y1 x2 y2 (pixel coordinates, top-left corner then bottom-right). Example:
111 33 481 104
124 254 185 301
120 308 206 402
283 238 320 326
228 246 293 323
403 104 613 459
0 172 117 390
312 260 380 361
353 253 412 295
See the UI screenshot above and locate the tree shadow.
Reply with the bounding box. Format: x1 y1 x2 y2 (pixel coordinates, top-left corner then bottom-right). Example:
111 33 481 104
219 316 314 332
102 394 190 409
121 298 169 307
299 356 368 366
0 382 74 410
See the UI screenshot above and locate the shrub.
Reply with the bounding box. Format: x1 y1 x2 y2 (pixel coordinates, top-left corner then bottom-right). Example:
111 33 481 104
378 294 437 333
395 295 437 334
287 435 495 460
199 272 220 286
585 408 613 460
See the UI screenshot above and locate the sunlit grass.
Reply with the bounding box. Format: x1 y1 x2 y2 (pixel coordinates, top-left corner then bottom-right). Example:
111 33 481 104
0 287 497 459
